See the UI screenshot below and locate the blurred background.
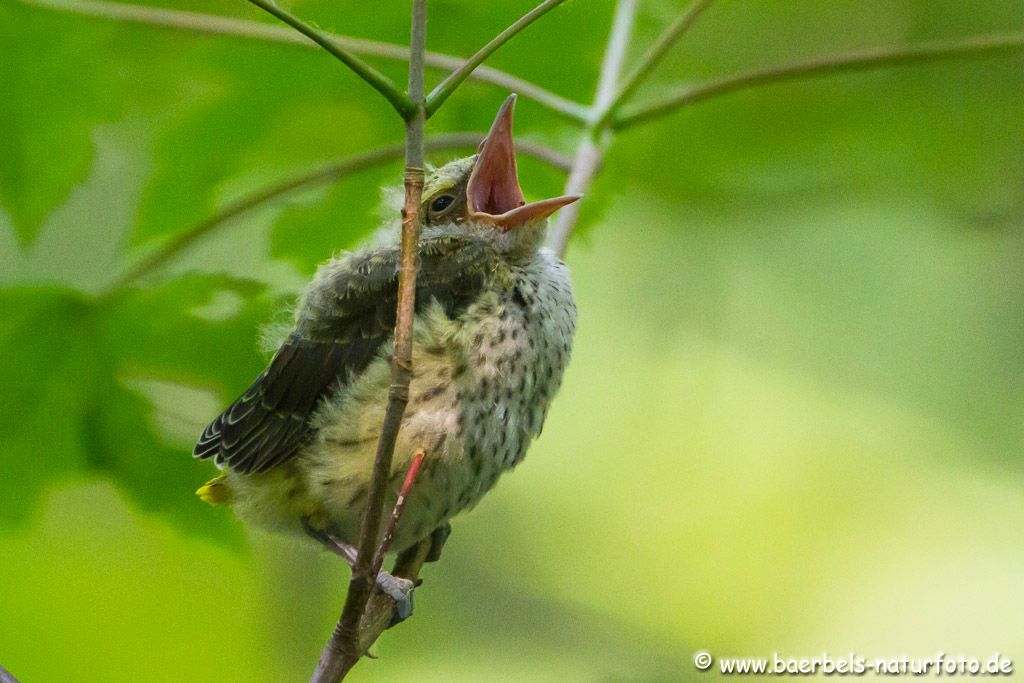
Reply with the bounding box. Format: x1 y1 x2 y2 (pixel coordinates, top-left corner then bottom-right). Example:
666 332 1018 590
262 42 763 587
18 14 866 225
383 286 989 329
1 0 1022 680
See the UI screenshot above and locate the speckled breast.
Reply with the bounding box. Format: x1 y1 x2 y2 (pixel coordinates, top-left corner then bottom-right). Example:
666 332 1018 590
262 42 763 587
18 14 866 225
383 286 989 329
391 250 576 548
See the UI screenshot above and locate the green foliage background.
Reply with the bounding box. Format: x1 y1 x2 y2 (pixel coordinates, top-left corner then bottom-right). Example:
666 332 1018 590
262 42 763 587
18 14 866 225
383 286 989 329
1 0 1022 680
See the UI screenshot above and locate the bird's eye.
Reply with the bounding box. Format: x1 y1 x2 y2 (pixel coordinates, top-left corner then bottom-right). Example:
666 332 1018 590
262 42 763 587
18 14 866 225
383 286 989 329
430 194 455 214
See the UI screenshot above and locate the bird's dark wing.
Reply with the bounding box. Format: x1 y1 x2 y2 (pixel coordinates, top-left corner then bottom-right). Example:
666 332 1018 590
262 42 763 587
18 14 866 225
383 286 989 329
194 233 498 474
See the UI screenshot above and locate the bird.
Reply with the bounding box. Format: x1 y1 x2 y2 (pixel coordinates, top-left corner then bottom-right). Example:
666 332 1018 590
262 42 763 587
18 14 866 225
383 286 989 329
192 95 579 612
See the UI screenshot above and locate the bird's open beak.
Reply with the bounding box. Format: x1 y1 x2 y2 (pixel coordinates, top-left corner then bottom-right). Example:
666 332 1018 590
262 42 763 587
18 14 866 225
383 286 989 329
468 94 580 231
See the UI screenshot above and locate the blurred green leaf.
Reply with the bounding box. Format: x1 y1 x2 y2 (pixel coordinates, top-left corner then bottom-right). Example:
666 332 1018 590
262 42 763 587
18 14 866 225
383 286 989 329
0 275 276 535
0 288 93 523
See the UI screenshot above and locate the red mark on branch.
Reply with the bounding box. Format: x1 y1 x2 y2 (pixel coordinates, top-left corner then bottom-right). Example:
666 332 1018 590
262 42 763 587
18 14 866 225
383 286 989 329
372 449 426 573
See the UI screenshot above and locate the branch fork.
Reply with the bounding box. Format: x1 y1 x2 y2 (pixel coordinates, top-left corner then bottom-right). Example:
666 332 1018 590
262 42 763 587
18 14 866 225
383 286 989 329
312 449 427 681
35 0 1024 262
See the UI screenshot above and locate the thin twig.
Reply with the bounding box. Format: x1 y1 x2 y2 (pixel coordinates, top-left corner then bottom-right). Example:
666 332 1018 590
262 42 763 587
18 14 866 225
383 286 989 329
548 0 713 256
100 135 573 296
546 0 638 257
615 30 1024 129
504 139 575 171
18 0 589 122
0 663 20 683
104 145 406 297
592 0 713 132
425 0 568 117
100 134 570 296
372 449 426 574
244 0 415 118
311 1 428 680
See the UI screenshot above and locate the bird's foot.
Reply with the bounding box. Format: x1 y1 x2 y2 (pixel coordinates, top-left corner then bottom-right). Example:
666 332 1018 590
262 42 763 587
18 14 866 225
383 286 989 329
376 572 415 626
302 521 358 564
425 522 452 563
302 520 415 626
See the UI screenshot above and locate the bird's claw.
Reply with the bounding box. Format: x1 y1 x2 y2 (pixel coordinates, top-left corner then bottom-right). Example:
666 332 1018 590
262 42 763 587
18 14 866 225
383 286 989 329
376 571 415 627
302 521 415 625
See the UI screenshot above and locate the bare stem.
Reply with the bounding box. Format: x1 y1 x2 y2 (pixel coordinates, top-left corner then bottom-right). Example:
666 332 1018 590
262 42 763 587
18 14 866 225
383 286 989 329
592 0 713 132
311 1 427 680
244 0 415 118
424 0 568 117
548 0 713 257
615 30 1024 130
19 0 588 122
104 145 407 297
546 0 637 257
100 134 570 296
0 663 20 683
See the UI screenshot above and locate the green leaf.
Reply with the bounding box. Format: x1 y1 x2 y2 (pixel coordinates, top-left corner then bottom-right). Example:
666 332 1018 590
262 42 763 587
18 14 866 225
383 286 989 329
81 375 244 542
0 288 93 524
0 2 120 243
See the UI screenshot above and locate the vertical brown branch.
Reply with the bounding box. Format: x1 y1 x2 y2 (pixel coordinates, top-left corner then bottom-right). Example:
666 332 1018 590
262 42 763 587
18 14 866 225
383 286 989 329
310 1 427 681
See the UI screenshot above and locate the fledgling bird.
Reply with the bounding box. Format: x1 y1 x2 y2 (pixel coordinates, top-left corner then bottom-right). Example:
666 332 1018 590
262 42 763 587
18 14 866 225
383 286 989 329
193 95 578 603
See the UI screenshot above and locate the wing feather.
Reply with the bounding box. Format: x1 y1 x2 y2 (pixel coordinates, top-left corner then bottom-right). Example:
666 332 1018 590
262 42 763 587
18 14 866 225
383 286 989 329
194 232 497 474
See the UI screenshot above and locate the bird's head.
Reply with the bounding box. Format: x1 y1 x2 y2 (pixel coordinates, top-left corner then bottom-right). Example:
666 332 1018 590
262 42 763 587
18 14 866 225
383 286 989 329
421 94 579 253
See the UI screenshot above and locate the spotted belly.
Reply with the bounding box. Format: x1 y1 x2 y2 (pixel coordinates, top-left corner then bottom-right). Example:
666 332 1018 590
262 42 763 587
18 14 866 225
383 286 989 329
225 256 575 555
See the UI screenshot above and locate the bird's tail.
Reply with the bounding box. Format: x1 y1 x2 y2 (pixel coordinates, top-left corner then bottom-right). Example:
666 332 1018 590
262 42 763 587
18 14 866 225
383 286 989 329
196 475 231 505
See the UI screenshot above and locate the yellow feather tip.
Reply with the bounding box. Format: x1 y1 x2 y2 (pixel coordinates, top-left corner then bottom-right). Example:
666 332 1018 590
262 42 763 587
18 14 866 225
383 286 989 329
196 476 230 505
